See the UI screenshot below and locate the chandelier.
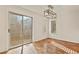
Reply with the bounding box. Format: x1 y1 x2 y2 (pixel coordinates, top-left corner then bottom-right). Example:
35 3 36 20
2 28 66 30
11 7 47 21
44 5 57 19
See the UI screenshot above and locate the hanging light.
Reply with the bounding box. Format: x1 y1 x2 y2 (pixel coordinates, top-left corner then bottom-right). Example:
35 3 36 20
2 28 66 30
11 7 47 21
44 5 57 19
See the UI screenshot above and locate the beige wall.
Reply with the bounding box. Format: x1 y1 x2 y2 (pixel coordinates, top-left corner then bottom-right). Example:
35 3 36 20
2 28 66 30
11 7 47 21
50 5 79 43
0 6 9 52
0 6 48 52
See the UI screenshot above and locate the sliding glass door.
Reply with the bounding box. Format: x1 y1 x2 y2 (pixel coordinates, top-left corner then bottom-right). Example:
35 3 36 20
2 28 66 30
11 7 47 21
8 12 32 48
23 16 32 44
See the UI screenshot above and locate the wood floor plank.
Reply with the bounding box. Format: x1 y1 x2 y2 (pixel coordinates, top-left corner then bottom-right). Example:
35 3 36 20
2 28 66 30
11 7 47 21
34 38 79 54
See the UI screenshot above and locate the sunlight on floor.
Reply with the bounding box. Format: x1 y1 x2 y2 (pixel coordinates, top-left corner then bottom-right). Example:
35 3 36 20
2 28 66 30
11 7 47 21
7 44 37 54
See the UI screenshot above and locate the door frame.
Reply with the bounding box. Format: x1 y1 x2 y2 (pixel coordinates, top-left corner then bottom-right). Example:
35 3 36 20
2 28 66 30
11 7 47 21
8 11 33 49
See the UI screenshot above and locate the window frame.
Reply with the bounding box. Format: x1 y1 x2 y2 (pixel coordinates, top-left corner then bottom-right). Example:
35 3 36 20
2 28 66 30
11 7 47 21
49 19 56 35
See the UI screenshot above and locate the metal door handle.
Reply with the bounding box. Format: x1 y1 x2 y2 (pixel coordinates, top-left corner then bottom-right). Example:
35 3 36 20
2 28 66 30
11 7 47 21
8 29 10 33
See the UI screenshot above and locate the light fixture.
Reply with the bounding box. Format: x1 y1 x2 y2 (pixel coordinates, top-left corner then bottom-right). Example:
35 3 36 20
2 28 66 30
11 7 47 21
44 5 57 19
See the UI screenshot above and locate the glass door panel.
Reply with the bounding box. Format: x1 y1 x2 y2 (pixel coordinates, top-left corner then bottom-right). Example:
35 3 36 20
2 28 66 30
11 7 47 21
9 12 32 48
23 16 32 44
9 13 23 47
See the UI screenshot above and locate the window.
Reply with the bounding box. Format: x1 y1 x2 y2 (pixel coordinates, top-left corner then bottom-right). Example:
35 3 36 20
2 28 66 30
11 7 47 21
51 20 56 33
49 19 56 34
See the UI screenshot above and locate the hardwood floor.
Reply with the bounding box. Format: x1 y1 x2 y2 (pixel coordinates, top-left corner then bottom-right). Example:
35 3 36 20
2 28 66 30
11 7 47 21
33 38 79 54
0 51 8 54
7 44 37 54
33 39 67 54
1 38 79 54
49 38 79 53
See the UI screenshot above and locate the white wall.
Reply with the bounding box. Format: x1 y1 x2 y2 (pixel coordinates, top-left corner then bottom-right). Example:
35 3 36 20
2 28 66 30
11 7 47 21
0 6 48 52
50 5 79 43
0 6 9 52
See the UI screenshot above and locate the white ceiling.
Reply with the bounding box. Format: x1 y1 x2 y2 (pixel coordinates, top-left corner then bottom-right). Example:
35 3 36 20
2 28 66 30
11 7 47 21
20 5 48 15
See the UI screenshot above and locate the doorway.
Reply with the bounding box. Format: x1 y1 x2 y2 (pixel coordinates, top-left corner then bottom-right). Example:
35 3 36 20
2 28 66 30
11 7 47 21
8 12 32 48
